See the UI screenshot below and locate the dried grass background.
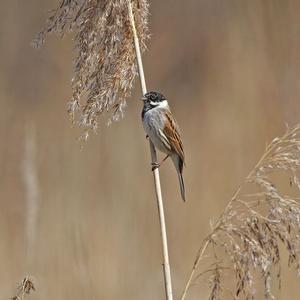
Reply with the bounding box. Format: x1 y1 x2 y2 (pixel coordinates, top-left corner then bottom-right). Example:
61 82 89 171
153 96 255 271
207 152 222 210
1 0 300 299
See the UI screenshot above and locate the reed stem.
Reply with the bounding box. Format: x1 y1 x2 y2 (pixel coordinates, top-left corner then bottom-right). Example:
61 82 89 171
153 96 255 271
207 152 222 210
127 1 173 299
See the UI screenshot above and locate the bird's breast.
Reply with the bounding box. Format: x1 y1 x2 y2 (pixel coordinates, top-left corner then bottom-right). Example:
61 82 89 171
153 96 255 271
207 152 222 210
142 109 171 154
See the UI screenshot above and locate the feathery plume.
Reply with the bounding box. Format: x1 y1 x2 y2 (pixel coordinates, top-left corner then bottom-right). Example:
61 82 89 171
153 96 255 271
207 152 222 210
182 124 300 300
34 0 149 138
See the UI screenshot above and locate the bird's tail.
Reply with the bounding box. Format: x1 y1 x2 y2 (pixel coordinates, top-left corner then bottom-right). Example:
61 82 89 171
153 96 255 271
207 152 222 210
178 172 186 202
172 155 186 202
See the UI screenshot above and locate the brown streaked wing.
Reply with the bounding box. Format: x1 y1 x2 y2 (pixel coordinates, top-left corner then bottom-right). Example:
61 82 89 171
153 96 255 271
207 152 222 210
163 110 185 164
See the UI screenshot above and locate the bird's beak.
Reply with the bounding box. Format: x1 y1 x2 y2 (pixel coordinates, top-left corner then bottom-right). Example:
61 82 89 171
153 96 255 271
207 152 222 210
141 96 147 101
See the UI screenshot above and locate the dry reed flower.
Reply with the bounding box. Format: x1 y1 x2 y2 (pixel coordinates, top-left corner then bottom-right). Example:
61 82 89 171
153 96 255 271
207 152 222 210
34 0 149 138
11 276 35 300
182 124 300 300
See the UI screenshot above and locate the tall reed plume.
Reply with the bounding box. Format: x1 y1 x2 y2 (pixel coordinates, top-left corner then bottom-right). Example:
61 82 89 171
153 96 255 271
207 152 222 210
181 124 300 300
34 0 149 138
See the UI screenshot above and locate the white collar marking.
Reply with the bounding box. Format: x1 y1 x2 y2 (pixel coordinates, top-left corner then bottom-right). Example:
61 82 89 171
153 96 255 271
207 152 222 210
150 99 169 109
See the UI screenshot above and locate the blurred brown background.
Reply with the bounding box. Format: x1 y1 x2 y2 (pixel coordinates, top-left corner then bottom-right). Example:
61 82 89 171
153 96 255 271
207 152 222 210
1 0 300 299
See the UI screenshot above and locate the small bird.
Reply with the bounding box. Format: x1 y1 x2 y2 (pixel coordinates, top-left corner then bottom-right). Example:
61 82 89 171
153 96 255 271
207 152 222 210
141 91 186 201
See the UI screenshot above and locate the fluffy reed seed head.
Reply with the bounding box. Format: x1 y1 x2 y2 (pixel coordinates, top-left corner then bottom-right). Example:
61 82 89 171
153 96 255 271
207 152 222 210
189 124 300 300
34 0 149 138
11 276 35 300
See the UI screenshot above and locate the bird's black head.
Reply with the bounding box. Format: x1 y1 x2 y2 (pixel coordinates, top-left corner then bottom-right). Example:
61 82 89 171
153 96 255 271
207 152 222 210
141 91 167 119
142 91 166 103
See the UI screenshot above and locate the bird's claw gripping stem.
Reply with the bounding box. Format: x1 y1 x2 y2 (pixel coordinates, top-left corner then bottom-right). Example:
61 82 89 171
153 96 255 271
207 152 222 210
150 155 169 171
151 162 160 171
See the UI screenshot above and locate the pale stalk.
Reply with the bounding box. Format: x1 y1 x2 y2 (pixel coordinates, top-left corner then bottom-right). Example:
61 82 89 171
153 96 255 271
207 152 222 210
180 239 210 300
127 1 173 299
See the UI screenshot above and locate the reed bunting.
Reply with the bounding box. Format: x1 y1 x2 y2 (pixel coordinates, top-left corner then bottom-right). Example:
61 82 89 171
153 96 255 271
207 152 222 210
141 91 186 202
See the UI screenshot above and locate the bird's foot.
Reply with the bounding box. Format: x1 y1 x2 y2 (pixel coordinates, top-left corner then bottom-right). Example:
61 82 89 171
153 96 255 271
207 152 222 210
151 155 170 171
151 162 160 171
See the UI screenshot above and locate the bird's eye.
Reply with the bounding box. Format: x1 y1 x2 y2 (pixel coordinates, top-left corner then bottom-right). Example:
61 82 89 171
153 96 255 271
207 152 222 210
150 95 156 101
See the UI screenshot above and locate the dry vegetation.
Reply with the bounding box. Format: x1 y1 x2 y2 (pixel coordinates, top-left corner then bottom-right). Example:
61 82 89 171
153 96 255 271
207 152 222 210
2 0 300 299
11 277 35 300
182 124 300 299
34 0 149 138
